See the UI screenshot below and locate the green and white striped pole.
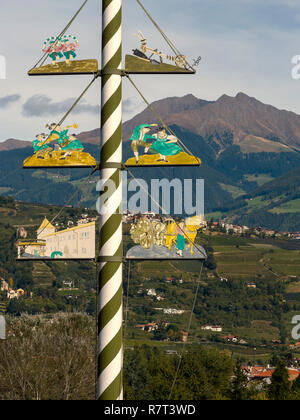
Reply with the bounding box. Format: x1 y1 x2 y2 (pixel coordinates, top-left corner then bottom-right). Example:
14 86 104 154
98 0 123 400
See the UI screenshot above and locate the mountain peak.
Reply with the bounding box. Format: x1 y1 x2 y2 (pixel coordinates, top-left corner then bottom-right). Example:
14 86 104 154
217 92 253 103
236 92 250 99
217 94 232 102
235 92 257 103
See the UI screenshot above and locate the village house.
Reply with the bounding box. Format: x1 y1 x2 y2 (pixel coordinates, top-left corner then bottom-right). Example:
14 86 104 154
135 322 158 332
225 223 234 232
7 289 25 300
62 280 75 289
0 279 9 292
263 229 276 237
289 232 300 240
223 335 239 343
289 342 300 350
180 331 188 342
1 279 25 300
146 289 157 297
143 211 156 219
242 366 300 385
155 308 185 315
201 325 223 332
210 222 219 229
233 225 244 234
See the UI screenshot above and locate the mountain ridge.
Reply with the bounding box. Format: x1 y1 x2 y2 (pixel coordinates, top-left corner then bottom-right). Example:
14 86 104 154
3 92 300 156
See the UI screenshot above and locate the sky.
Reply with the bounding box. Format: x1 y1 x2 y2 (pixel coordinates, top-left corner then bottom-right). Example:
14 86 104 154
1 0 300 141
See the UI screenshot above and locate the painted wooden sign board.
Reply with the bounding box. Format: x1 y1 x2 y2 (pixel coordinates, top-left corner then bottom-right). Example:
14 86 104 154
125 124 201 167
125 31 195 75
126 215 207 260
17 218 96 260
28 35 99 76
125 55 195 75
23 123 96 169
28 59 99 76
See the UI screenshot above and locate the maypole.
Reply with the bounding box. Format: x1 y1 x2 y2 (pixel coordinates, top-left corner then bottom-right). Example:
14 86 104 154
23 0 201 401
98 0 123 400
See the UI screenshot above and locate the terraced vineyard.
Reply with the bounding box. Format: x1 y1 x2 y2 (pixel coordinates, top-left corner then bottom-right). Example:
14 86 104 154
32 262 56 288
0 301 7 314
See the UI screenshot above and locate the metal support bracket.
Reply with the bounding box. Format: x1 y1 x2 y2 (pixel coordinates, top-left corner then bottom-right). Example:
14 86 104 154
96 256 125 263
93 162 128 171
97 69 127 77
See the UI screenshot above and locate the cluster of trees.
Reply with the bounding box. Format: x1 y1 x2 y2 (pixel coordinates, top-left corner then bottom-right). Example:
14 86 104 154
124 345 300 400
153 324 182 342
0 314 95 400
6 288 96 316
124 345 235 400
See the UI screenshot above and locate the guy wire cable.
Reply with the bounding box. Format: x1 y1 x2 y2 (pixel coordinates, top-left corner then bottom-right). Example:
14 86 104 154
168 262 204 400
124 260 131 341
120 260 132 398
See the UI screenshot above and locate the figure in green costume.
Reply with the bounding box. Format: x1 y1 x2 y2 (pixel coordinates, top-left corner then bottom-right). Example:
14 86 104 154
59 132 84 159
45 123 82 160
46 123 62 144
32 133 53 159
150 127 182 163
176 222 185 257
130 123 158 163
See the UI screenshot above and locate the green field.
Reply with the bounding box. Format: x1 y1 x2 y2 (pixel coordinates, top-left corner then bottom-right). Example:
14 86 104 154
270 198 300 214
219 183 245 199
0 187 12 194
205 211 223 221
246 196 266 210
245 173 275 186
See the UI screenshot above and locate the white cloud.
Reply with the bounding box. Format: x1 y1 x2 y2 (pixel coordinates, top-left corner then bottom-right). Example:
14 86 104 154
0 95 20 109
22 94 99 117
